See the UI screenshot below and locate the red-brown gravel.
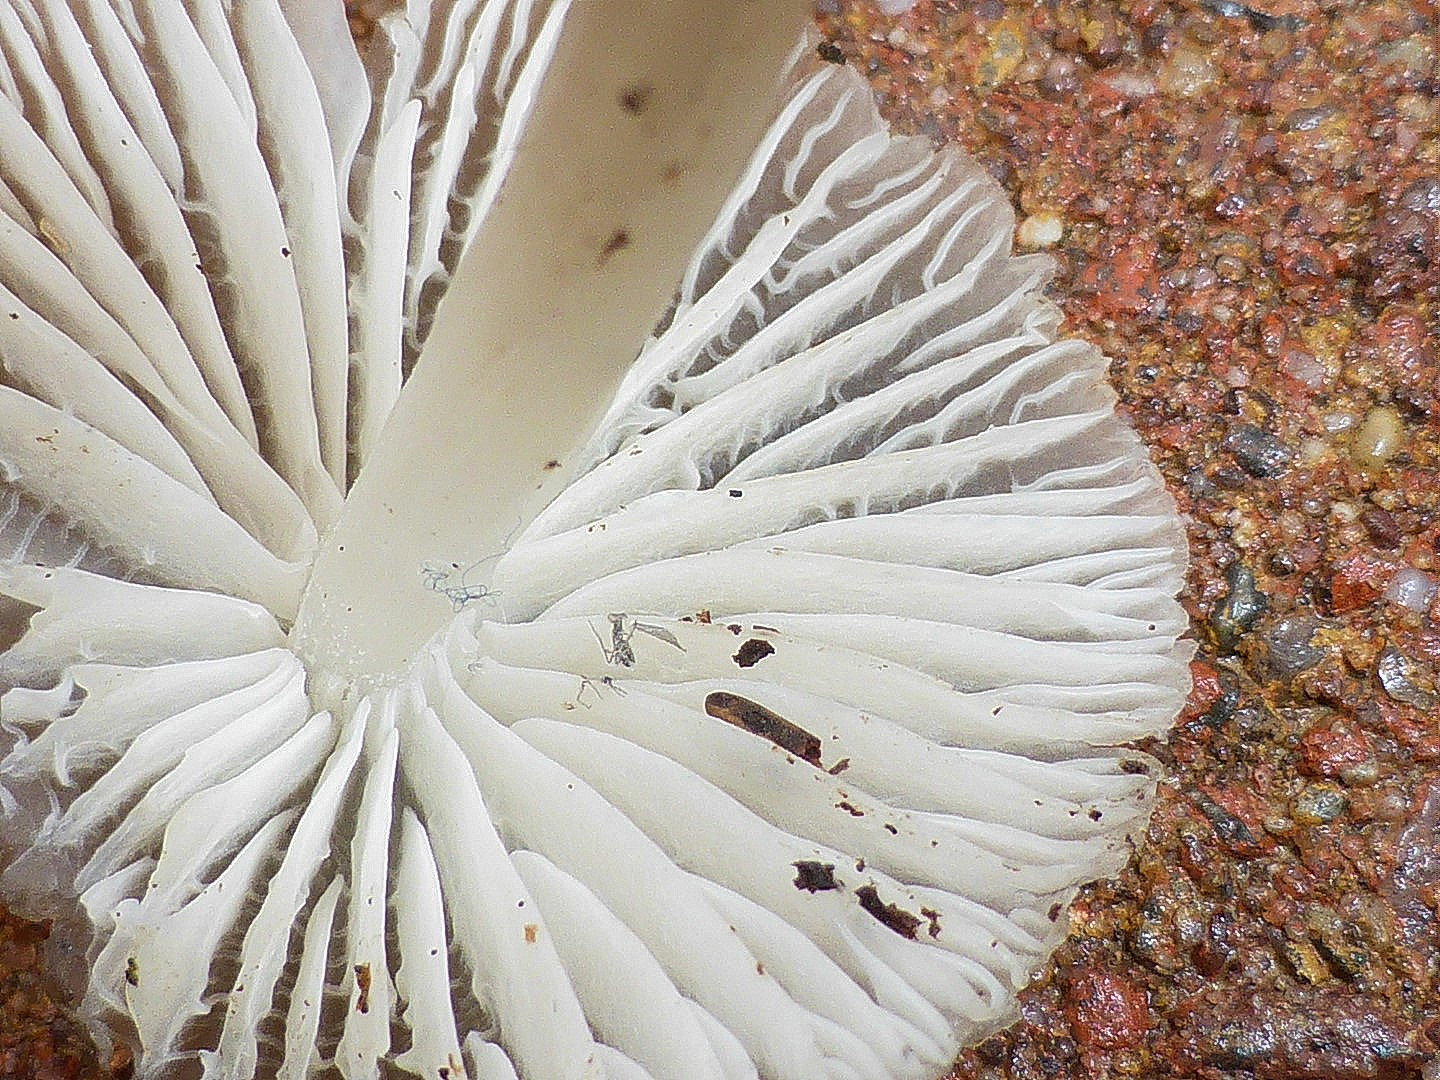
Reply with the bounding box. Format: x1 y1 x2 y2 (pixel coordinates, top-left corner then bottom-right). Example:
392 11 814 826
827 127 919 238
4 2 1438 1078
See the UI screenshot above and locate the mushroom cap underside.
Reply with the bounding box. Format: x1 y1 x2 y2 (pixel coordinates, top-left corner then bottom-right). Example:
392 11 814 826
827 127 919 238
0 2 1191 1078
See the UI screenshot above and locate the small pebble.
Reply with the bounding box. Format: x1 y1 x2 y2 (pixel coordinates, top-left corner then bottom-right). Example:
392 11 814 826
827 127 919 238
1293 784 1347 825
1360 507 1402 549
1099 70 1157 99
1017 210 1064 249
1280 349 1325 389
1297 437 1330 466
1321 409 1358 433
1209 562 1267 653
1283 105 1334 132
1062 969 1152 1050
1159 45 1218 97
1039 57 1082 98
1350 406 1406 468
1263 617 1326 678
1385 568 1438 612
1225 423 1291 478
1377 648 1436 709
1215 254 1248 282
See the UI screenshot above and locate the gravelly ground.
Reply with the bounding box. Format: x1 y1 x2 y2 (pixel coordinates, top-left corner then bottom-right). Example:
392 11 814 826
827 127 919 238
2 2 1437 1078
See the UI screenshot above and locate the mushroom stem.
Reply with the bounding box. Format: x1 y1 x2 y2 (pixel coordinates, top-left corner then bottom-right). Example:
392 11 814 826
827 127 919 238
291 0 813 692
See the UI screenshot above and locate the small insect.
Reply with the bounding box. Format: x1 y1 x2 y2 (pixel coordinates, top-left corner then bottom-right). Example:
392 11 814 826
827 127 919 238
591 613 685 667
572 673 627 710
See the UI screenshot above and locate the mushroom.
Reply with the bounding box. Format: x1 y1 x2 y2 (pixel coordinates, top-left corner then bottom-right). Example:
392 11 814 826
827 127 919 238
0 1 1191 1078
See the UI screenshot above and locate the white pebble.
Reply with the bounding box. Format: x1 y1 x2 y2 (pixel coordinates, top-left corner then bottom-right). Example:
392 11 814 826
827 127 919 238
1386 568 1438 612
1017 210 1064 249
